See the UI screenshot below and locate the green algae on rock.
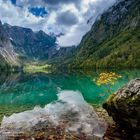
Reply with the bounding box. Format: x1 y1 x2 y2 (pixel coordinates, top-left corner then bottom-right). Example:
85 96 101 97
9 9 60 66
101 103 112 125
103 79 140 139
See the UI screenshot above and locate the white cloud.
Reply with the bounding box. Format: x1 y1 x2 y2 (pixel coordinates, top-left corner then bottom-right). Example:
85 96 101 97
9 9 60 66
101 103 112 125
57 0 116 46
0 0 116 46
0 0 45 30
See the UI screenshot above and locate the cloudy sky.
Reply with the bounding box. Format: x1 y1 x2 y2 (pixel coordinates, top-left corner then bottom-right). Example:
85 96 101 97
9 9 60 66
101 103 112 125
0 0 116 46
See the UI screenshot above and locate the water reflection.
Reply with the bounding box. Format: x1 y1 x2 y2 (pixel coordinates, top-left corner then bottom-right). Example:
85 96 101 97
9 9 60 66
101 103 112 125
0 69 140 106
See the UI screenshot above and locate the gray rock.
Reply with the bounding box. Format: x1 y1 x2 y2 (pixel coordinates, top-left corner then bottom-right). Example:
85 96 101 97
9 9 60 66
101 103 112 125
103 79 140 139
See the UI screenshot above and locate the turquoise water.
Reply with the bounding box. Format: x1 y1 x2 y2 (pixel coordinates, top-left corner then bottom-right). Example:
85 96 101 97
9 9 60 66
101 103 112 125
0 69 140 120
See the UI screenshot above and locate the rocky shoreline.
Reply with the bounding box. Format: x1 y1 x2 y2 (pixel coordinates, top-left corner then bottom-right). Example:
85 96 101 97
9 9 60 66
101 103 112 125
0 106 129 140
0 90 106 140
0 108 129 140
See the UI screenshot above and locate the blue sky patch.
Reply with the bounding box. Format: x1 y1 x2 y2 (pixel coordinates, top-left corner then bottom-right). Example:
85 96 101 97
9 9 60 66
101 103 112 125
10 0 16 5
29 7 48 17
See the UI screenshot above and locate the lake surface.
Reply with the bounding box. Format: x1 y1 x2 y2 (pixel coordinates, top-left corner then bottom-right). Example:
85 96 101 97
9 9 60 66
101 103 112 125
0 69 140 121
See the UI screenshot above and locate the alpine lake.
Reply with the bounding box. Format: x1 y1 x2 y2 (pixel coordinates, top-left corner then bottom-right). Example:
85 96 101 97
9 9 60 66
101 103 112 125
0 69 140 122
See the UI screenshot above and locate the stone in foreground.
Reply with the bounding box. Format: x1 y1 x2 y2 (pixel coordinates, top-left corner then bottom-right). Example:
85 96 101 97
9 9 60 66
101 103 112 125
103 79 140 140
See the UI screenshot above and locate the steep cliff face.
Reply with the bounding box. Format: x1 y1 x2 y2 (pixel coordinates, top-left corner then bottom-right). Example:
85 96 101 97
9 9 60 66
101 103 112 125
0 21 18 69
3 24 57 60
67 0 140 69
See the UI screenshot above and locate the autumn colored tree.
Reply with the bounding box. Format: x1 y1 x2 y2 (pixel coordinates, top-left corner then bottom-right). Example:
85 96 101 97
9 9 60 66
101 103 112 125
96 72 122 94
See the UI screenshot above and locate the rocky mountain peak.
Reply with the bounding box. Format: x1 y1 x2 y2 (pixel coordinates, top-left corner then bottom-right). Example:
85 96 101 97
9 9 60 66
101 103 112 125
2 23 58 60
0 20 18 66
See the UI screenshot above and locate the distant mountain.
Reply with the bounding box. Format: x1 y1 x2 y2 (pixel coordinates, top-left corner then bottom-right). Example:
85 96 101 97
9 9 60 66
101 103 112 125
3 23 57 61
0 21 18 70
0 21 76 70
63 0 140 69
49 46 76 65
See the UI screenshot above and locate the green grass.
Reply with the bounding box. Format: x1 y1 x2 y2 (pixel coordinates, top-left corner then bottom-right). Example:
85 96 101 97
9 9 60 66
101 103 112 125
23 63 51 74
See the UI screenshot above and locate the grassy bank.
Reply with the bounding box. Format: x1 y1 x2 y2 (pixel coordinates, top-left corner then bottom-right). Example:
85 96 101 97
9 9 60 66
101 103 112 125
23 63 51 74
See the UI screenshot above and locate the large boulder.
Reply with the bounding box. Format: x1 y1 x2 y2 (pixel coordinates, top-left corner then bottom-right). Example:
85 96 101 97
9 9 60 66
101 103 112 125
103 79 140 139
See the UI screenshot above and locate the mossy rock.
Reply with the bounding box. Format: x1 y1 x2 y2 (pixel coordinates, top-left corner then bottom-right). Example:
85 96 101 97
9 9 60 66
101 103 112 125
103 79 140 139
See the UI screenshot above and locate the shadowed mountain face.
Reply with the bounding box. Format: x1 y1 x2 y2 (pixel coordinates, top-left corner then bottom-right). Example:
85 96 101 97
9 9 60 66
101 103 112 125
62 0 140 69
0 21 18 69
3 23 57 60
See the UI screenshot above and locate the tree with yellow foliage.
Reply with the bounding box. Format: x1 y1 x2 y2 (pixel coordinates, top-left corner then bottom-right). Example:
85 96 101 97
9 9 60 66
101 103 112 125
96 72 122 94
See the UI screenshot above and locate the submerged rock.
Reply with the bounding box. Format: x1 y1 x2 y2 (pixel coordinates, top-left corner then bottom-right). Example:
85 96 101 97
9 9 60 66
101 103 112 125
0 90 107 139
103 79 140 139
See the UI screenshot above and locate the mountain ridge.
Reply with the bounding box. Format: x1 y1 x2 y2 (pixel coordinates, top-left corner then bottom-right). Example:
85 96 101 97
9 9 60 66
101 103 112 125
61 0 140 69
3 23 58 61
0 21 76 71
